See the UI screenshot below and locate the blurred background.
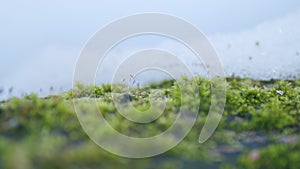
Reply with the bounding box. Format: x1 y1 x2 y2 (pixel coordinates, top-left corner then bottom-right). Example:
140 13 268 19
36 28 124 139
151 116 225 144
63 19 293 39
1 0 300 100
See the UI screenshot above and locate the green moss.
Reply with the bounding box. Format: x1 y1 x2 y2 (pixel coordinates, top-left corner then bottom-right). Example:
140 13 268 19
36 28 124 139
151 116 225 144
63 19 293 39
238 142 300 169
1 78 300 168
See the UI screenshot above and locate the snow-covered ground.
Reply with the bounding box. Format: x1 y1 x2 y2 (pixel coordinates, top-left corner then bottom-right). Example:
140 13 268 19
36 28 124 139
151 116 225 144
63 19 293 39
211 10 300 80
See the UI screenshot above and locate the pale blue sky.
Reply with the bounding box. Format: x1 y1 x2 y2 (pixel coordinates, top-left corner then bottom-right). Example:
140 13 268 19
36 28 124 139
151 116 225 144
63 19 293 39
0 0 300 98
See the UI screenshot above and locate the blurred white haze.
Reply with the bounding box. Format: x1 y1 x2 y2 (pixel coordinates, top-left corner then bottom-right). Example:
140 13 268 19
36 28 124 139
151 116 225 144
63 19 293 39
97 10 300 86
0 1 300 99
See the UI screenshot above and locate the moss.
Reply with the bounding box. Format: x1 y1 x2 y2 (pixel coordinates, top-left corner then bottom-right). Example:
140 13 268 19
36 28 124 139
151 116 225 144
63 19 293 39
0 78 300 168
238 142 300 169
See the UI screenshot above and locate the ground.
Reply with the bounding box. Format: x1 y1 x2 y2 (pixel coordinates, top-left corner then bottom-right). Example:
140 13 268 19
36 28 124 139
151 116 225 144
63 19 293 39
0 78 300 169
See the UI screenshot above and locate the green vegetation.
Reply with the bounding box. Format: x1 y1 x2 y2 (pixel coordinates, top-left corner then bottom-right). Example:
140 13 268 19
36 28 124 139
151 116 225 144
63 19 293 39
1 78 300 169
